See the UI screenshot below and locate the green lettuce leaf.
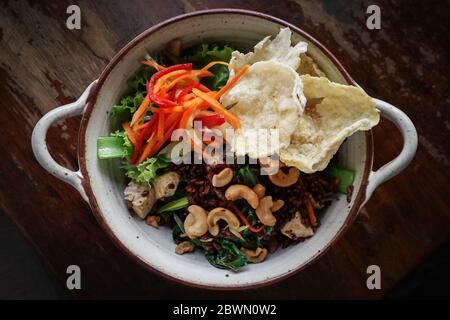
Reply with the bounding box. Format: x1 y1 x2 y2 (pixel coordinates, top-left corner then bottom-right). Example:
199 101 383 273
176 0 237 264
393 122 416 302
181 43 233 90
205 239 247 272
109 66 155 121
124 155 171 183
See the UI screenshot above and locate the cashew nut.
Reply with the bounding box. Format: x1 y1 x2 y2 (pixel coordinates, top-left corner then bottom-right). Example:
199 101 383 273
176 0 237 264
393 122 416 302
184 205 208 239
271 199 285 212
224 184 259 209
255 196 277 226
175 241 195 254
240 247 268 263
145 215 160 228
207 207 240 236
253 184 266 199
269 167 300 187
211 168 233 187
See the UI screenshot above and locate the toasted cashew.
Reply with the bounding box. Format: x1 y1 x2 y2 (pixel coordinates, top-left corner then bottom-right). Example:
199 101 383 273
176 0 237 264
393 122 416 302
271 199 285 212
145 215 160 228
256 196 276 226
269 167 300 187
207 207 240 236
225 184 259 209
211 168 233 187
184 205 208 239
240 247 268 263
175 241 195 254
253 184 266 199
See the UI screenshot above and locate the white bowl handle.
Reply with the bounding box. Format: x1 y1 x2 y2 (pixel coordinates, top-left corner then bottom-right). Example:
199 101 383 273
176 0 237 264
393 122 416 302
364 98 418 203
31 80 98 202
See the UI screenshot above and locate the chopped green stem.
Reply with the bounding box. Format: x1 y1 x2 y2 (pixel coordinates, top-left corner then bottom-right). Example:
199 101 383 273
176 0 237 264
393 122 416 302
157 197 189 214
97 136 128 159
328 164 355 194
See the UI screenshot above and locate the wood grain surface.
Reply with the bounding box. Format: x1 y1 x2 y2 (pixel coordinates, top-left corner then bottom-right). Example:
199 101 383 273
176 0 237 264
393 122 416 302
0 0 449 299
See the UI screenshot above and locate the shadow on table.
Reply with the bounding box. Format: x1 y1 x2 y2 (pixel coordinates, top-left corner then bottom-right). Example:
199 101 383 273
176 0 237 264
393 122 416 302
387 240 450 300
0 210 68 300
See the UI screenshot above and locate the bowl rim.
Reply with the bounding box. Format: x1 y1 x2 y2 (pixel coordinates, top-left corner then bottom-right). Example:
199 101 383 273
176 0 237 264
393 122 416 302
78 8 373 290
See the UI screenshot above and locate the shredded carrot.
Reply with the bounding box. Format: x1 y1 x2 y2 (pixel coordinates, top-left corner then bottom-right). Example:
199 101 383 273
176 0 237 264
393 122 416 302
172 76 211 92
162 117 181 143
183 96 204 107
179 104 198 129
192 88 240 128
132 126 144 134
230 203 264 233
165 111 182 128
149 105 185 113
184 78 211 92
140 60 164 71
138 132 157 163
142 115 181 161
214 64 249 99
159 70 213 94
138 112 183 162
193 110 216 119
130 96 150 127
306 196 318 227
133 121 150 132
154 70 189 93
122 122 136 145
181 93 196 102
157 112 165 141
200 61 235 72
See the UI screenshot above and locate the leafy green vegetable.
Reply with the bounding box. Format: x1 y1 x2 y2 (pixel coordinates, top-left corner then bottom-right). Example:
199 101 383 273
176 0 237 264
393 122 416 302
127 66 153 92
255 236 264 248
265 226 276 236
181 43 233 90
172 224 184 243
238 165 259 187
327 164 355 193
241 229 252 239
203 65 229 91
158 197 189 214
97 130 133 159
109 66 155 121
150 52 170 68
246 208 258 226
205 239 247 272
173 213 185 232
124 155 171 183
182 43 233 68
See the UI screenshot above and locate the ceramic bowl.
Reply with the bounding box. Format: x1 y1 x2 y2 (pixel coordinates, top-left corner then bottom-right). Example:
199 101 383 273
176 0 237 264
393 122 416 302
32 9 417 289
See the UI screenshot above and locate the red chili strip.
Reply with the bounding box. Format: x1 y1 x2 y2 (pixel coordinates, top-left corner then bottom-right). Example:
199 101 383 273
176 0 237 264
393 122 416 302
147 63 192 108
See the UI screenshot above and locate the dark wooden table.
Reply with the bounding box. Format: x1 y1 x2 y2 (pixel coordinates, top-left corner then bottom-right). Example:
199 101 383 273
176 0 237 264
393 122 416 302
1 0 449 299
